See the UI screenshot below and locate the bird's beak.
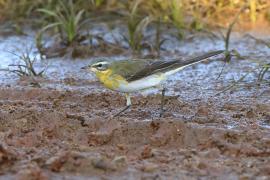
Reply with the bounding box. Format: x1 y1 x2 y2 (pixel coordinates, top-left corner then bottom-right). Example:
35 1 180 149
81 65 89 70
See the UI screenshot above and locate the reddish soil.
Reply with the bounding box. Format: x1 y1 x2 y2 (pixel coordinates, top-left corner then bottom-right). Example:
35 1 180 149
0 30 269 179
0 84 269 179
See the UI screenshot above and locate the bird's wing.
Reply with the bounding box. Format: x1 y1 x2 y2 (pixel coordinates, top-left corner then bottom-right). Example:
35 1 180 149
110 59 151 80
126 50 224 82
126 60 179 82
111 59 178 81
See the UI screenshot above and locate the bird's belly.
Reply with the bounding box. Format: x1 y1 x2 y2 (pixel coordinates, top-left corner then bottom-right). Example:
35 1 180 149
116 74 166 93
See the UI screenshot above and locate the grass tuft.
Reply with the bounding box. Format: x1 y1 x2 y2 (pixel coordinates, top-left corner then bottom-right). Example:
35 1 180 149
37 0 86 46
0 48 46 77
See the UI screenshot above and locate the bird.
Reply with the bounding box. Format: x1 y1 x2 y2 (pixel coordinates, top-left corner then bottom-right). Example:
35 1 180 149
82 50 224 117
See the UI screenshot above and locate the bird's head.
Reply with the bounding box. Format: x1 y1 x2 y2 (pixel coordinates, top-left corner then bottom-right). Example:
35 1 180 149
82 60 110 74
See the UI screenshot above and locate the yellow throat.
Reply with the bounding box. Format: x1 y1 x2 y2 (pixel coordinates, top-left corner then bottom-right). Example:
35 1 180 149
95 69 127 90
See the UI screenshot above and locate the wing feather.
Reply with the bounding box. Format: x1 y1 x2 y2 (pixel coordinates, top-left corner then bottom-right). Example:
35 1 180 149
110 50 223 82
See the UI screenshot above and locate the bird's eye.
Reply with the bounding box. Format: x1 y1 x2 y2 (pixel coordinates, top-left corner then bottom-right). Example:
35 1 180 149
93 62 108 71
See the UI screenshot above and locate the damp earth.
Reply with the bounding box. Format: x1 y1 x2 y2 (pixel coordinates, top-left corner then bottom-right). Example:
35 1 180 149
0 31 269 179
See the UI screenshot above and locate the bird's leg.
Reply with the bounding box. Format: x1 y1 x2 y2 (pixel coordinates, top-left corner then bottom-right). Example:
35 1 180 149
159 87 166 117
113 93 131 117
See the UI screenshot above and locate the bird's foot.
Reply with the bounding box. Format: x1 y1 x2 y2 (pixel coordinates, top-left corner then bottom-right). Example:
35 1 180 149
113 105 131 118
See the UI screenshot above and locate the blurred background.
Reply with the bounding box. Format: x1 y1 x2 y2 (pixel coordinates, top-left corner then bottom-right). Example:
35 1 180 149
0 0 269 58
0 0 269 86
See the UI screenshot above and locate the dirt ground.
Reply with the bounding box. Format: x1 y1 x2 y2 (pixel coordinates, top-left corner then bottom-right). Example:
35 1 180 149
0 32 269 179
0 84 269 180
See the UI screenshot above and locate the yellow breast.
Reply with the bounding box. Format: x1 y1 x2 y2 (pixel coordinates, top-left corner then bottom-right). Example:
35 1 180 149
95 70 127 90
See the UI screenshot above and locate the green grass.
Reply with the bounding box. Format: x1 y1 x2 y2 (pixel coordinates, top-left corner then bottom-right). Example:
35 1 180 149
0 0 269 58
170 0 184 38
122 0 154 53
37 0 85 46
1 0 269 25
216 6 246 61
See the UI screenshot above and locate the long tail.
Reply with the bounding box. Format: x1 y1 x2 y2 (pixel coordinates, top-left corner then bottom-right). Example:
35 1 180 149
164 50 224 76
127 50 224 81
178 50 224 67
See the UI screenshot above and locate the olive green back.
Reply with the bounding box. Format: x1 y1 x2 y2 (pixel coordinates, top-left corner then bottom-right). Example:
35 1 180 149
110 50 224 82
110 59 150 81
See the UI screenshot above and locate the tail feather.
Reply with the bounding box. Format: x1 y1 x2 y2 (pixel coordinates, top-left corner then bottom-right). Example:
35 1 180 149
128 50 224 82
164 50 224 76
177 50 224 67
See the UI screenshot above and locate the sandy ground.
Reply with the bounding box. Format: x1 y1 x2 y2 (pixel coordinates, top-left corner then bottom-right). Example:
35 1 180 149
0 32 269 179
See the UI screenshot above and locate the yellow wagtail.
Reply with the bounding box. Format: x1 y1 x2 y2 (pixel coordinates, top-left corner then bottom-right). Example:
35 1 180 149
83 50 224 117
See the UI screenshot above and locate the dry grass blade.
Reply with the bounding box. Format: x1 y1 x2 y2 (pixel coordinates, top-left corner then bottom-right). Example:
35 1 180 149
258 63 270 82
244 34 270 48
0 49 46 77
215 72 250 96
